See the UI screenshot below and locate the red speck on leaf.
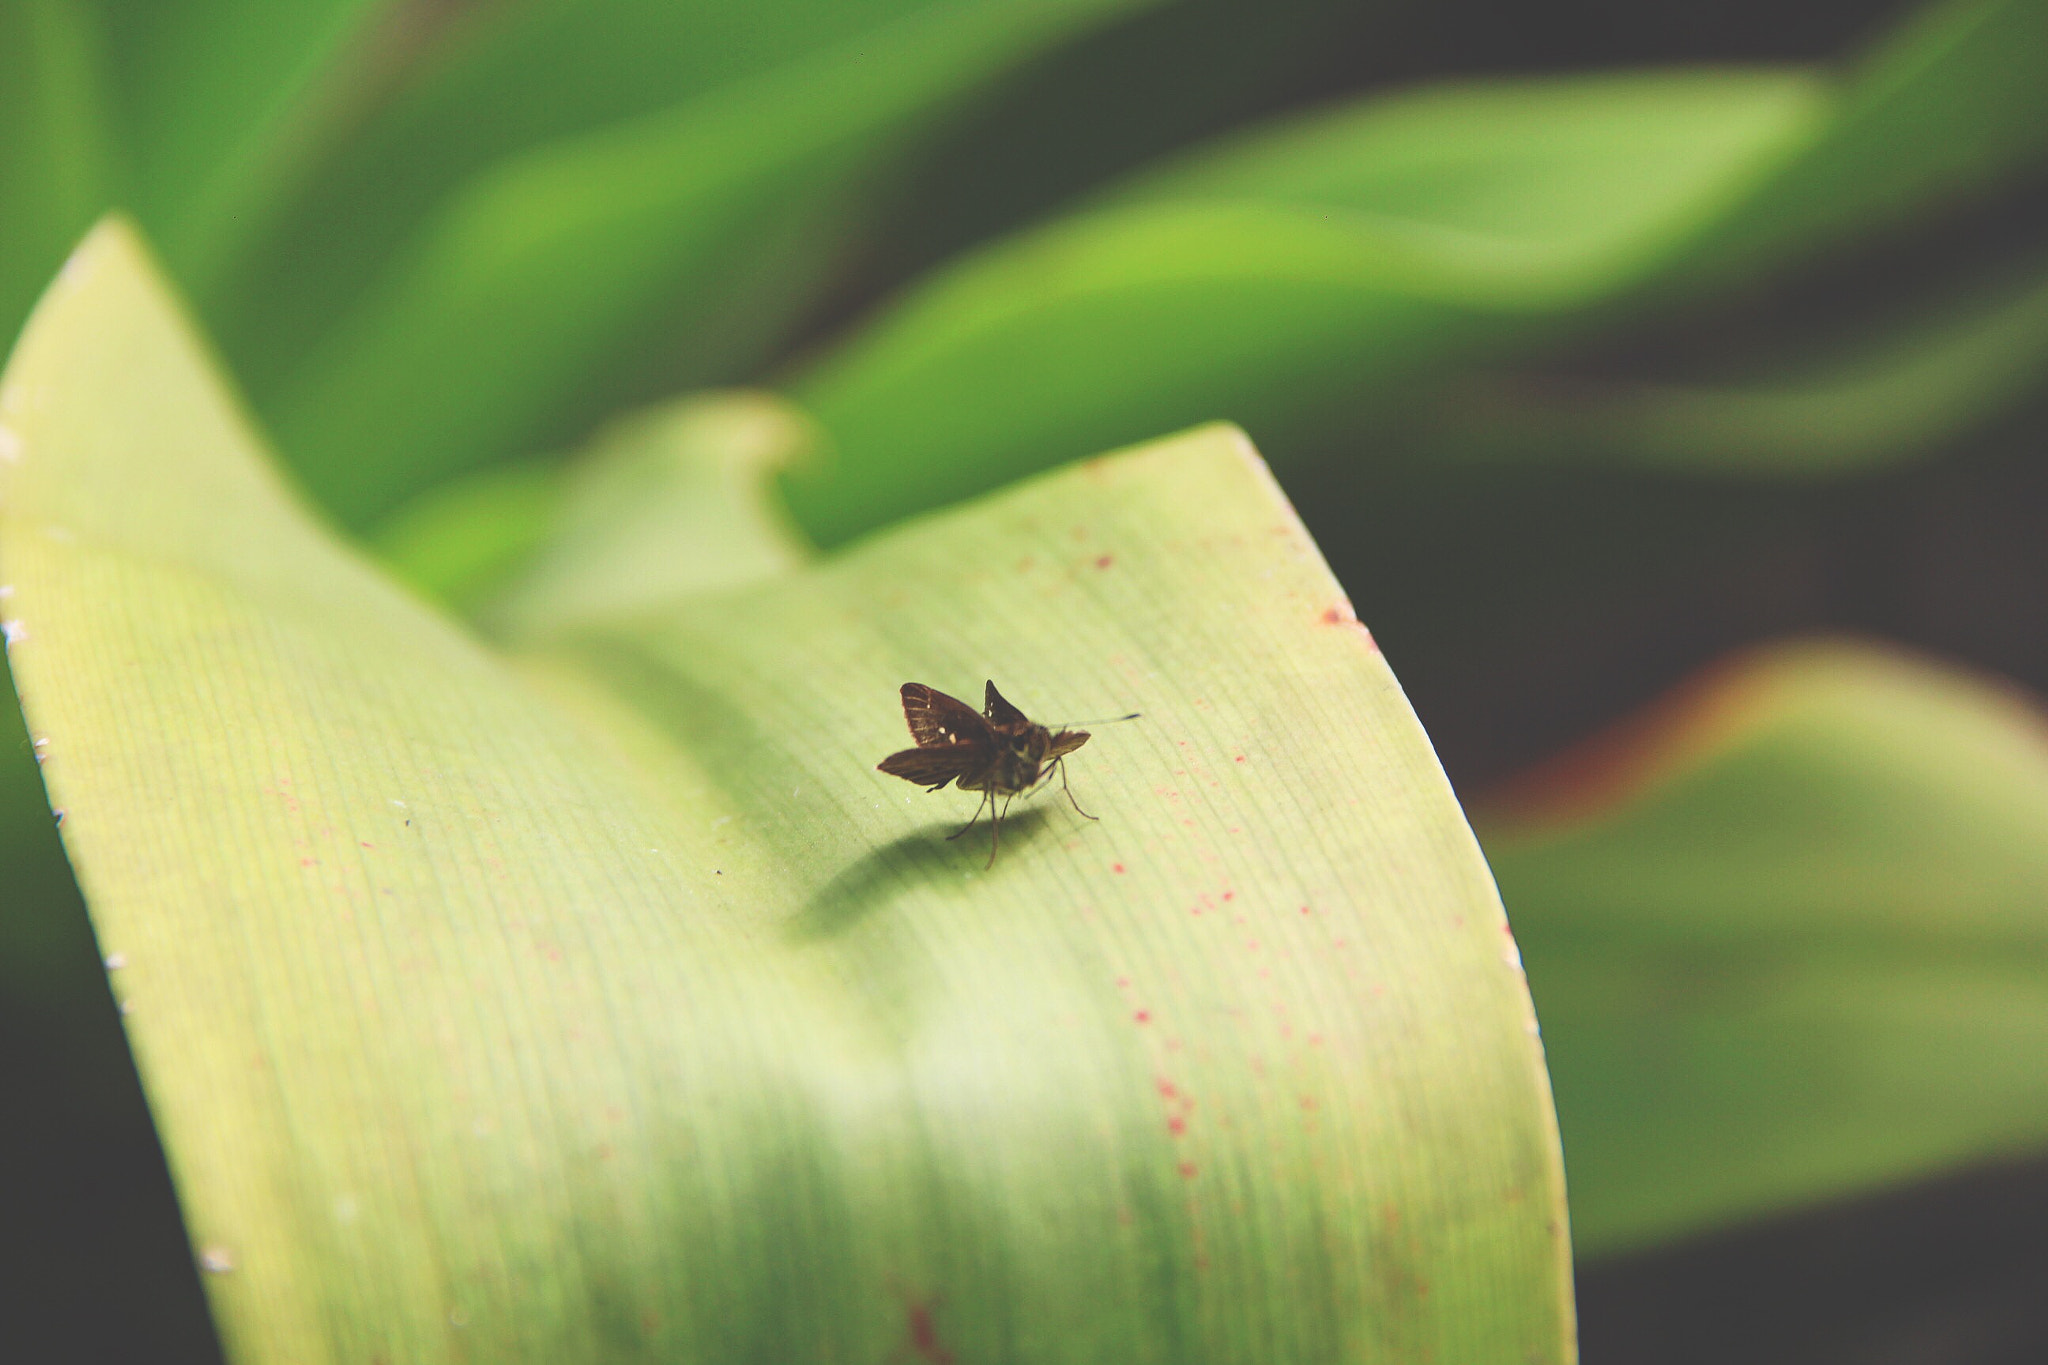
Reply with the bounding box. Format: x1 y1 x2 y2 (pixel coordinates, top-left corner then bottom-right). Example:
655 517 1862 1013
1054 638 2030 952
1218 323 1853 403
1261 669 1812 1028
1300 1096 1319 1111
1222 890 1234 902
1112 863 1125 874
1094 554 1114 570
1134 1010 1151 1024
1168 1115 1188 1136
1116 976 1131 989
1318 602 1380 649
1157 1079 1178 1098
1234 753 1247 763
1178 1161 1199 1179
903 1297 954 1365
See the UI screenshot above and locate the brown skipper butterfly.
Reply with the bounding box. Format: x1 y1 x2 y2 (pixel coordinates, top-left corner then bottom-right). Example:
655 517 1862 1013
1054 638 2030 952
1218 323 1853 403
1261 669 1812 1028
877 681 1137 866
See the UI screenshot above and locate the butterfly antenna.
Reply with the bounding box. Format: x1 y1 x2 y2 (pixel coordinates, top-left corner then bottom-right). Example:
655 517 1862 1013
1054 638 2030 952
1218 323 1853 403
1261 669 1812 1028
1051 711 1142 728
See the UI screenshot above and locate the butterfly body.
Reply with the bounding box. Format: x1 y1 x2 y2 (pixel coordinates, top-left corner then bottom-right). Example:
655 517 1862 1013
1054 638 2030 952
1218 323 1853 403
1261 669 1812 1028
877 681 1103 865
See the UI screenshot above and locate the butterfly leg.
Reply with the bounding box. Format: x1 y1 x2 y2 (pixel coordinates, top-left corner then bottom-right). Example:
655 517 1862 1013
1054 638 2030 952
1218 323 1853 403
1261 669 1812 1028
1053 757 1098 820
985 795 1014 869
947 788 992 841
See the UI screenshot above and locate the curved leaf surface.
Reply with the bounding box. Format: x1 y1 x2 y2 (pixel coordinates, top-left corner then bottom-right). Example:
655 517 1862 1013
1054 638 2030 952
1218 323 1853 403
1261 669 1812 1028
0 221 1568 1363
1477 639 2048 1253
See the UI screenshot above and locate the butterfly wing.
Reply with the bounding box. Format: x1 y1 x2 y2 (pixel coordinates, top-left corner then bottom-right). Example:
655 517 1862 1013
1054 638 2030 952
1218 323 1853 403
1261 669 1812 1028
901 683 993 750
983 679 1031 728
878 745 977 790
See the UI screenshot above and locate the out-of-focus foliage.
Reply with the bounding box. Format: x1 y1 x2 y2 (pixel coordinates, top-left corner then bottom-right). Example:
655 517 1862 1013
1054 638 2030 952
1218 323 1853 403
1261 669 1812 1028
784 0 2048 541
1478 640 2048 1253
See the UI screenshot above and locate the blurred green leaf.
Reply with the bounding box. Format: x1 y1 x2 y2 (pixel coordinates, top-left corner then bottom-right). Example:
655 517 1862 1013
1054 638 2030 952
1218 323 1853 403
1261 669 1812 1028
787 0 2048 547
231 0 1157 527
846 0 1418 290
0 0 115 344
0 219 1568 1362
1686 0 2048 278
481 391 814 637
215 0 1059 370
1423 250 2048 476
95 0 397 286
1477 639 2048 1254
786 68 1824 544
370 458 562 615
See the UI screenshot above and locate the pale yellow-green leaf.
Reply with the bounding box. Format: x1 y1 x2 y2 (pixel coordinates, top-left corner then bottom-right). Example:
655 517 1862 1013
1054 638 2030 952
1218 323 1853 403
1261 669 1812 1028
0 219 1568 1362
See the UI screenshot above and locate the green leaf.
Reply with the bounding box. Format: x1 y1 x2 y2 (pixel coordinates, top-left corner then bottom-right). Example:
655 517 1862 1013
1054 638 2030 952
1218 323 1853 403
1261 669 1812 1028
0 0 117 344
0 219 1568 1362
94 0 397 287
368 459 561 616
784 68 1827 545
1421 250 2048 477
1687 0 2048 277
229 0 1156 527
786 0 2048 545
1476 640 2048 1254
481 391 815 637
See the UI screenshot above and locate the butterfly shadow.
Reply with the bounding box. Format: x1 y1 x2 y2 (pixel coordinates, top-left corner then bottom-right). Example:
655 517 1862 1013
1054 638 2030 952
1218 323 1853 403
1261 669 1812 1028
788 805 1057 942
